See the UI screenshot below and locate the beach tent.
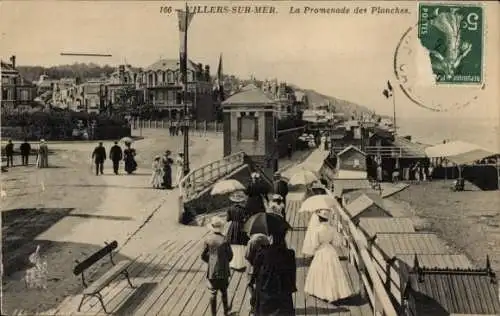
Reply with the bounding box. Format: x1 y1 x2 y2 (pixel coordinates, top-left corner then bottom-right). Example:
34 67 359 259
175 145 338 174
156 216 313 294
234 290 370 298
425 140 499 185
424 140 496 165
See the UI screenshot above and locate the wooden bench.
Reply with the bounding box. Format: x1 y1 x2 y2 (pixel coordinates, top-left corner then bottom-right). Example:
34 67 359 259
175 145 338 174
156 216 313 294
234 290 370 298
73 241 134 314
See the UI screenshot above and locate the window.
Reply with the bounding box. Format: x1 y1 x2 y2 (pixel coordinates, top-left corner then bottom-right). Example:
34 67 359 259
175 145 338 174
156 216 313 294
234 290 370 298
167 71 174 83
187 71 193 82
237 112 258 141
2 88 8 100
167 90 175 102
20 90 29 101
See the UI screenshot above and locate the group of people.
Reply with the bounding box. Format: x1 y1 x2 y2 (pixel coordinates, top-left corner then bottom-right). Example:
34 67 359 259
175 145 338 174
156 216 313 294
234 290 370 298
2 139 48 169
200 171 356 315
201 172 295 316
150 150 184 189
91 141 137 176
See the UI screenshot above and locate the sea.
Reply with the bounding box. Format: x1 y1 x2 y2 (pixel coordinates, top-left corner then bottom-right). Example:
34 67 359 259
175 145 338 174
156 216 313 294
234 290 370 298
396 116 499 152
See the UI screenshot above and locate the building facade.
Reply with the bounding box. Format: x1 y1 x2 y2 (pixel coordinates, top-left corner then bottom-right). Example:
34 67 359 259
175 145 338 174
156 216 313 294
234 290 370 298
1 56 36 110
138 59 214 121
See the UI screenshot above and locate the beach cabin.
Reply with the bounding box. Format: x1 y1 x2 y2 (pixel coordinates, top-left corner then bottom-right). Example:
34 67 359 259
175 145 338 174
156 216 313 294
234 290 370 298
358 217 416 239
335 145 368 179
331 179 372 206
401 258 500 316
369 232 454 306
344 193 392 225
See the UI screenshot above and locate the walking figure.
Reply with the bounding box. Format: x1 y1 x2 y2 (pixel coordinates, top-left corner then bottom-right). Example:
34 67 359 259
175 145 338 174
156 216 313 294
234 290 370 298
175 152 184 187
201 217 233 316
20 139 31 166
162 150 174 189
4 140 14 167
109 141 123 175
92 142 106 176
36 139 49 168
273 172 289 207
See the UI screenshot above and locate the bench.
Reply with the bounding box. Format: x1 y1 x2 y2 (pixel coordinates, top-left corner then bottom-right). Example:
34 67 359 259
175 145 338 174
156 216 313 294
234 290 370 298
73 241 134 314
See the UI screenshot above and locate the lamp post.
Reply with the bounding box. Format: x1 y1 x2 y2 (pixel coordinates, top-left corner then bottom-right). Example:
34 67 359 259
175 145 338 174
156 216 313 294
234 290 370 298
182 85 190 176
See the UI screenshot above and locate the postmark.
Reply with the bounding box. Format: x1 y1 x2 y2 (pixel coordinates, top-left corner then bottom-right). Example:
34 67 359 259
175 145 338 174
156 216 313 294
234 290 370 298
393 21 486 113
417 3 483 85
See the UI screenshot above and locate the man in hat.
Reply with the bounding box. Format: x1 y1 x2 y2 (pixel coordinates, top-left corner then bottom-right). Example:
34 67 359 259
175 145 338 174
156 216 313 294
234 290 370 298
273 172 289 207
4 140 14 167
20 138 31 166
91 142 107 176
109 141 123 175
201 217 233 316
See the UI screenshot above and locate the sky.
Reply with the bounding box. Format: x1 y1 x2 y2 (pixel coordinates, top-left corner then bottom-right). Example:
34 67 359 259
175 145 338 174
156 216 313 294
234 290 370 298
1 1 499 122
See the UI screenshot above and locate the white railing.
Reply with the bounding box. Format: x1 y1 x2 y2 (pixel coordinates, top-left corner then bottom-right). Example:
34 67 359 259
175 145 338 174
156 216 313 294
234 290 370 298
132 119 224 135
178 151 246 202
330 145 426 158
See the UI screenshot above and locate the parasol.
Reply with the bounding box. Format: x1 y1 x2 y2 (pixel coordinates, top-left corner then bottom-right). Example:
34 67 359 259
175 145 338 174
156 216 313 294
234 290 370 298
243 212 291 237
210 179 246 195
120 137 134 144
299 195 336 213
288 168 319 186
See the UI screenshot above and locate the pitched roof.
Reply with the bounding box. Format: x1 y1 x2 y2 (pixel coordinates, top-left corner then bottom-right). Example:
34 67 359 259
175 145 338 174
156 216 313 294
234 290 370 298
336 145 366 157
222 85 276 105
403 266 500 315
397 254 474 272
373 232 451 260
333 179 371 196
345 193 391 218
0 61 17 73
358 217 415 238
145 58 198 72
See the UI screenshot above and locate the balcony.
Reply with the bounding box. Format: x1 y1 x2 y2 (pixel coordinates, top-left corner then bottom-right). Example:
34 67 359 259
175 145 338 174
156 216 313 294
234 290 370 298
152 100 193 108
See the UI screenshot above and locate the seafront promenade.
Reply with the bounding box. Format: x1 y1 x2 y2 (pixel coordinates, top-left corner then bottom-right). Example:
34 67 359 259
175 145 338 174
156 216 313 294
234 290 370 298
49 148 373 316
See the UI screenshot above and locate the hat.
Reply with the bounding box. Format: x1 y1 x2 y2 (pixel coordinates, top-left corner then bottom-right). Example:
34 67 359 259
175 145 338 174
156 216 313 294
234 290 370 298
317 209 330 220
40 139 45 143
274 172 281 177
251 172 260 178
229 191 247 203
154 155 161 160
272 194 283 201
208 216 225 233
165 150 171 154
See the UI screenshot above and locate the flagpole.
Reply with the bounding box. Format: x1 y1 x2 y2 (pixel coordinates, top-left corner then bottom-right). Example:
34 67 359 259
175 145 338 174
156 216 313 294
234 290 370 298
392 89 397 136
182 4 190 176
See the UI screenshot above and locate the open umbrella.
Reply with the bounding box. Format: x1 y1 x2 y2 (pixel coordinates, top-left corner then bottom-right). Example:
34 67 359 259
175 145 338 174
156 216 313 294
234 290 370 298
120 137 134 144
288 168 319 186
299 195 336 213
243 212 291 237
211 179 246 195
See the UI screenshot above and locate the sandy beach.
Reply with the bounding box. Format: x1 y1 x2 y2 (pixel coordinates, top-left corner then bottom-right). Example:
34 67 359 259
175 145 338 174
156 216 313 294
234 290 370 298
389 180 500 275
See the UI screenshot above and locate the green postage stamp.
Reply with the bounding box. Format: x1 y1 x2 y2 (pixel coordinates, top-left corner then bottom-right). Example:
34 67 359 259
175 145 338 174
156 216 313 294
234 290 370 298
418 3 483 84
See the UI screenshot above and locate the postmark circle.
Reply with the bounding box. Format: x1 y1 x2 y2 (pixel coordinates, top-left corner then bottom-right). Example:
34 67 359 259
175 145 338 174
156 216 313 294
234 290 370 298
393 25 485 113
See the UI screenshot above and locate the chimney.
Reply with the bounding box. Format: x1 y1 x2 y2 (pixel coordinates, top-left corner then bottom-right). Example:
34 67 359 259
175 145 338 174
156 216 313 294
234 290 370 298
10 55 16 68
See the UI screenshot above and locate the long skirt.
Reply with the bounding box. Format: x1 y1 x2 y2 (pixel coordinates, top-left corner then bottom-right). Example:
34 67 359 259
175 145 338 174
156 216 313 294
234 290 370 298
230 245 247 270
304 244 354 302
151 170 164 188
302 215 320 257
256 291 295 316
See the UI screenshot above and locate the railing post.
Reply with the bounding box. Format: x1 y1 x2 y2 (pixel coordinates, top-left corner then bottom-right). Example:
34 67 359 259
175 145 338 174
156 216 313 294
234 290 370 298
214 121 218 133
161 120 164 128
204 121 207 136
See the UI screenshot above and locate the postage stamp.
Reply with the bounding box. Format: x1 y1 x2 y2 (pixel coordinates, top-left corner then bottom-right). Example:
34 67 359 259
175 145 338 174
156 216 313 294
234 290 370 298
417 3 483 84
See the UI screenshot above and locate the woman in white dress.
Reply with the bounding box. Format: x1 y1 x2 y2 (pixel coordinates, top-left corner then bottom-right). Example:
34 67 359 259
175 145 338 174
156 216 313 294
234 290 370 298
301 209 321 257
150 155 164 189
175 153 184 187
304 209 354 303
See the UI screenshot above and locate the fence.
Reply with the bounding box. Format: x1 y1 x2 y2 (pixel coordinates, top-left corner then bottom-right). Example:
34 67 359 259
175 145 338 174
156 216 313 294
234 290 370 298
131 119 224 135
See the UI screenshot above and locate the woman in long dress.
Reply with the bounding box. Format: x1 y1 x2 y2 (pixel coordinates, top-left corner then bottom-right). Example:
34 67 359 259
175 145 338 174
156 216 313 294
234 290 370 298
123 142 137 174
150 155 164 189
175 153 184 187
304 209 354 303
245 173 269 215
302 210 321 257
162 150 174 189
36 139 49 168
226 191 250 271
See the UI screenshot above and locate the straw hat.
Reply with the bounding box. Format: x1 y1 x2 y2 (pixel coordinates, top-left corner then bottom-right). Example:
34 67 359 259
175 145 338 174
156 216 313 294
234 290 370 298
272 194 283 201
154 155 161 160
229 191 247 203
317 209 330 220
208 216 225 233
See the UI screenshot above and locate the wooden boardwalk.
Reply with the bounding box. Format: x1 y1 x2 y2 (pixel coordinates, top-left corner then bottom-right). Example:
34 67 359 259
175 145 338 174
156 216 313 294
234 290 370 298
54 196 371 316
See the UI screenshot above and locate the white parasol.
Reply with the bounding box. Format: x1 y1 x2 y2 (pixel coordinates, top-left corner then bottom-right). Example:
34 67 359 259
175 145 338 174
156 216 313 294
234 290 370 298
210 179 246 195
288 168 319 186
299 195 337 213
120 137 134 144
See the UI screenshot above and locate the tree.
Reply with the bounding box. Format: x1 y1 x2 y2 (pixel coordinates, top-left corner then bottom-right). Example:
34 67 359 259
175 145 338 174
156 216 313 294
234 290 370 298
115 86 137 108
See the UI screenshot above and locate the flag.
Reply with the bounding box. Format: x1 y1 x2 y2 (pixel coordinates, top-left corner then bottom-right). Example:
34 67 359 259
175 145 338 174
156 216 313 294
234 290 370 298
214 54 225 100
177 4 195 84
387 80 393 91
383 80 393 98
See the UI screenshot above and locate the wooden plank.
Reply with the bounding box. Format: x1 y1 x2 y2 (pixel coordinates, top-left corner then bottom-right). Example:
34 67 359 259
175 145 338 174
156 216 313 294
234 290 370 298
125 239 199 315
140 239 204 315
168 257 207 316
215 269 244 316
190 270 236 316
148 240 205 315
102 245 181 315
87 240 179 314
233 275 252 316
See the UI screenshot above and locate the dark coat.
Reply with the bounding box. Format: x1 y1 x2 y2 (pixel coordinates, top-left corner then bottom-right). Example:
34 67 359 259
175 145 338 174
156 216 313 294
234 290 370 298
109 145 123 161
201 232 233 281
20 142 31 155
226 205 250 245
253 244 297 316
5 143 14 156
124 148 137 173
92 146 106 163
246 180 269 215
273 179 289 197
